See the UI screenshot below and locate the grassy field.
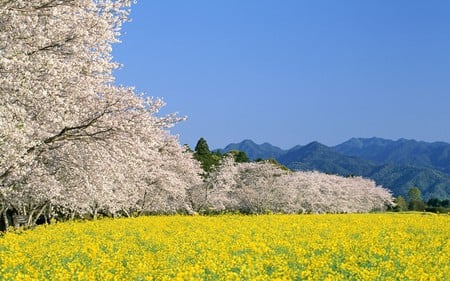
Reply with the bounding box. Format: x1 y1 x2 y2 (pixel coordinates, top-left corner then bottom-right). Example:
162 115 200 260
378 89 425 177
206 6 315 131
0 213 448 280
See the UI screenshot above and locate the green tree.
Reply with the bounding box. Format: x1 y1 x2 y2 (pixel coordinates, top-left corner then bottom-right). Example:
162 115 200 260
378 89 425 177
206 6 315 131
409 200 426 212
194 137 210 156
407 187 426 211
407 187 422 202
394 196 408 212
426 198 450 213
194 138 220 173
256 158 290 171
427 198 441 207
226 150 250 163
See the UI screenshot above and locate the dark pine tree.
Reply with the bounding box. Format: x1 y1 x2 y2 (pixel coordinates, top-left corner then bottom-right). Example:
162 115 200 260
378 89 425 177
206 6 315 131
194 138 221 173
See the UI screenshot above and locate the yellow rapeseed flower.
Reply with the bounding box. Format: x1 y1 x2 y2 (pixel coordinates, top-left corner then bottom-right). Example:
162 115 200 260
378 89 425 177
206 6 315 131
0 213 448 280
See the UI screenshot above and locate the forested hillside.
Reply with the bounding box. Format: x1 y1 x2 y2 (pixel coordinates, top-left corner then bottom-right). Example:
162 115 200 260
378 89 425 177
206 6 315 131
221 139 450 200
335 137 450 174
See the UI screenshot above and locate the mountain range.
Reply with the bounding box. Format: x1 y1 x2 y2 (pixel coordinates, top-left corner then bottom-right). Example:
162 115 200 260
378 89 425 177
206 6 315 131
220 138 450 200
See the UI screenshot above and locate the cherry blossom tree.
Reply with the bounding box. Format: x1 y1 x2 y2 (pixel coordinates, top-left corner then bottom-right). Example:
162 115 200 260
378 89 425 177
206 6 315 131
0 0 202 227
189 155 240 213
190 157 394 214
281 172 394 213
232 162 292 214
189 157 302 214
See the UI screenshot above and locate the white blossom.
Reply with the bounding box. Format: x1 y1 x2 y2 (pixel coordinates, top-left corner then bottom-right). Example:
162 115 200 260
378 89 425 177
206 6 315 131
0 0 202 226
190 158 394 214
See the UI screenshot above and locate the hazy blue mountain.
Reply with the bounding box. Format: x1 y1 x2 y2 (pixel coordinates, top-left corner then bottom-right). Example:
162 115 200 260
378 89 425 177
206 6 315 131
334 137 450 174
276 142 450 200
219 138 450 200
277 141 376 176
220 139 286 160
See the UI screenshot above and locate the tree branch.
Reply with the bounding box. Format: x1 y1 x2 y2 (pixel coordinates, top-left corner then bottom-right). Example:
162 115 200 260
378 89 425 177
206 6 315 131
26 35 78 57
1 107 115 183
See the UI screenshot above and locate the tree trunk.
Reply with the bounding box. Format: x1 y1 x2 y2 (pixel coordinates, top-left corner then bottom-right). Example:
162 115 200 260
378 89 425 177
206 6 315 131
32 203 49 226
2 208 9 230
122 209 131 217
12 214 27 229
26 210 35 228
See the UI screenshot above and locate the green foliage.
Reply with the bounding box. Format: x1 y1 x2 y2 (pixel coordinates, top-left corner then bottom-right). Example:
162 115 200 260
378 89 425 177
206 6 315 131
194 138 210 155
226 150 250 163
404 187 426 211
408 200 426 212
426 198 441 207
256 158 290 171
425 198 450 213
394 196 408 212
194 138 255 173
193 138 222 174
194 138 219 173
408 187 422 202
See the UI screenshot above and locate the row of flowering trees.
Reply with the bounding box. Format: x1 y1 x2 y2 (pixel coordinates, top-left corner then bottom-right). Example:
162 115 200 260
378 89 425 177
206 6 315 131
0 0 203 228
0 0 394 229
189 156 395 214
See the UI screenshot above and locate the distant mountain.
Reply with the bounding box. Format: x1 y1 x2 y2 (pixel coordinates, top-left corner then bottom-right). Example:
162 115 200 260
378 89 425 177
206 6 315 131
221 139 286 160
368 164 450 201
334 137 450 174
277 141 376 176
277 141 450 200
219 138 450 200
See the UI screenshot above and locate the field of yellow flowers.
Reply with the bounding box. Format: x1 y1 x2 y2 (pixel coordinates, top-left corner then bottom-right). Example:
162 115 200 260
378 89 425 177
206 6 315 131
0 213 449 280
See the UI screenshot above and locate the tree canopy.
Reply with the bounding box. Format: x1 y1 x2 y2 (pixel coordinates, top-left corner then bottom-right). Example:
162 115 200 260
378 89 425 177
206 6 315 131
0 0 202 228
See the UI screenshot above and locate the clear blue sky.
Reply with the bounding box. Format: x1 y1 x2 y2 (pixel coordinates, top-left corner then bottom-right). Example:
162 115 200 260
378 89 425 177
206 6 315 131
113 0 450 149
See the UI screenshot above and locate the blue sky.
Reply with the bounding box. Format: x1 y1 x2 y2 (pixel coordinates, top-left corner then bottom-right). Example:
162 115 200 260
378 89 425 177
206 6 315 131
113 0 450 149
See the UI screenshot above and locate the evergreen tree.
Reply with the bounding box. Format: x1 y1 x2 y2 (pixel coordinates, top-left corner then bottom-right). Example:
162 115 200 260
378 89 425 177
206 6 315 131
194 138 220 173
194 138 211 156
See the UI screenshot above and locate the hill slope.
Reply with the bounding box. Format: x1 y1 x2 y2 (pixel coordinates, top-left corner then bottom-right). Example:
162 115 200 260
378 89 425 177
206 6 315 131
277 141 376 176
221 139 286 160
219 138 450 200
368 164 450 200
334 137 450 174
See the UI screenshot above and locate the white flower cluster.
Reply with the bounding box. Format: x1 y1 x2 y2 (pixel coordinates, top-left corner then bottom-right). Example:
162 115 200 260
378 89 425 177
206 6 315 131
190 156 395 214
0 0 202 228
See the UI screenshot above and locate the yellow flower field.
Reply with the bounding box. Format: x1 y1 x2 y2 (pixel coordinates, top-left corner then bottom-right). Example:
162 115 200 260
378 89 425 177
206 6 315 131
0 213 449 280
